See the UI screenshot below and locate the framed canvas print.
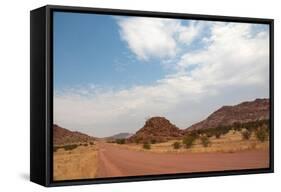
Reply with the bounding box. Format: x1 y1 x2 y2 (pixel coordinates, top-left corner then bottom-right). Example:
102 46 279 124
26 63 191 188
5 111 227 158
30 5 274 187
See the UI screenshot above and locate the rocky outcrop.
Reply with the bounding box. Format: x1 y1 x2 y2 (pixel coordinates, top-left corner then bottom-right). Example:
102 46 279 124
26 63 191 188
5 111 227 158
128 117 183 143
53 124 95 146
185 98 269 132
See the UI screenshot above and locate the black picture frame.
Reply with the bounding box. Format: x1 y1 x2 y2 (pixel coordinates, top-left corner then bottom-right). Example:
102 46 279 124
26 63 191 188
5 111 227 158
30 5 274 187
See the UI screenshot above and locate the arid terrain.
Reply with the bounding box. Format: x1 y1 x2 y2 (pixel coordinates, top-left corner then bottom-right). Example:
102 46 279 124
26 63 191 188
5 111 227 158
53 143 98 180
114 130 269 154
54 138 269 180
53 98 270 181
53 125 97 180
96 142 268 178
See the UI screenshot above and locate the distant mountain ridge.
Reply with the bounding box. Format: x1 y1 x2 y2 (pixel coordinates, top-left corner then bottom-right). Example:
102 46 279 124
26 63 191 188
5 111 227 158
185 98 269 132
53 124 95 146
108 132 133 139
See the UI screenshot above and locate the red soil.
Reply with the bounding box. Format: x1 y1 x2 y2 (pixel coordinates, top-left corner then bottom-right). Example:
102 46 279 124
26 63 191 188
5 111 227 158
96 142 269 178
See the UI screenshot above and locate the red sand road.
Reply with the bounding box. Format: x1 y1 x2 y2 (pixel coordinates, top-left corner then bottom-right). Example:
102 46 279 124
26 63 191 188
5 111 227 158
96 142 269 178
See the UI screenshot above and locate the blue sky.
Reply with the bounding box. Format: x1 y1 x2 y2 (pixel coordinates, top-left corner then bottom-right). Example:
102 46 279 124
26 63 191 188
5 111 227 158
53 11 269 137
54 12 168 92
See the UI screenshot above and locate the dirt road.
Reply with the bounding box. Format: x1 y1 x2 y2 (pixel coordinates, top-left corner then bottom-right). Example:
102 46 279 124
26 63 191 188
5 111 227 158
96 142 269 178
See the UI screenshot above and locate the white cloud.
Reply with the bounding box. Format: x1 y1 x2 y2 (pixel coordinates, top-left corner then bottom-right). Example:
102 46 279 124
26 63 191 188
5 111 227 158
117 17 206 61
117 17 178 60
178 22 269 88
54 74 206 136
177 21 205 44
54 20 269 137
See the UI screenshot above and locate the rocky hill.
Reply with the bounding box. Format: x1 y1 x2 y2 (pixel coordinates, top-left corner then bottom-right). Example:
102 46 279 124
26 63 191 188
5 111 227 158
53 124 95 146
185 98 269 132
128 117 183 143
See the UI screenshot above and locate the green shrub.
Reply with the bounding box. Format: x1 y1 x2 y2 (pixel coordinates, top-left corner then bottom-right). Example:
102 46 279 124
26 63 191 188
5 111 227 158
143 142 151 150
63 144 78 151
233 122 242 130
173 141 181 149
241 130 251 140
183 134 196 148
200 136 210 147
233 127 242 132
255 127 268 142
116 139 126 144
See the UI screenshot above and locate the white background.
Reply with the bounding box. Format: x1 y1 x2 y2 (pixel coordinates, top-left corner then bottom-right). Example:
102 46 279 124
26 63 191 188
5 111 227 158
0 0 279 191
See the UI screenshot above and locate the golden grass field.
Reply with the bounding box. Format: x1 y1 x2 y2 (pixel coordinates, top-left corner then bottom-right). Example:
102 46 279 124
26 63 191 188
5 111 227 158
53 143 98 181
113 130 269 153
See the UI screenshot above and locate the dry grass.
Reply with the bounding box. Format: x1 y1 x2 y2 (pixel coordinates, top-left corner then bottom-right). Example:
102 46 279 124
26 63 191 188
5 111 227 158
188 130 268 153
114 130 269 154
53 144 98 181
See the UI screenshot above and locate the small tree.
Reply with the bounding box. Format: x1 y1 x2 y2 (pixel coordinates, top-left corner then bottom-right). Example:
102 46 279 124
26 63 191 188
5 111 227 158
143 142 151 150
201 136 210 147
183 134 196 148
116 138 126 144
173 141 181 149
241 130 251 140
255 127 268 142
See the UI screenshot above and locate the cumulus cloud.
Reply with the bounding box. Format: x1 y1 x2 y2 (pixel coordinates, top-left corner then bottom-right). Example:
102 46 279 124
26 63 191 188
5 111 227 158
177 21 206 44
117 17 206 61
178 22 269 87
117 17 178 60
54 20 269 137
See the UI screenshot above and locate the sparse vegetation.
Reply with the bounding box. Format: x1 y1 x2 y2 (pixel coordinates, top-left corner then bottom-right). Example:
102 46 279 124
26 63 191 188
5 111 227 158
186 120 269 141
173 141 181 149
200 136 210 147
255 127 269 142
241 130 251 140
83 143 88 147
116 138 126 144
183 134 197 148
143 142 151 150
89 141 94 145
232 122 242 132
63 144 78 151
53 143 98 181
54 144 80 152
151 139 157 144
